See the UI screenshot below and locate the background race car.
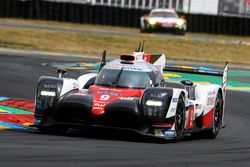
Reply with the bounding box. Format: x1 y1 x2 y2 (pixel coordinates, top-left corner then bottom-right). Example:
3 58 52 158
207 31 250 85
140 8 187 35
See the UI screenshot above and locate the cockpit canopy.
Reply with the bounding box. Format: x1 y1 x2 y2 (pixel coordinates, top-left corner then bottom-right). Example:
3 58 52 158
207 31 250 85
95 59 164 89
95 68 152 89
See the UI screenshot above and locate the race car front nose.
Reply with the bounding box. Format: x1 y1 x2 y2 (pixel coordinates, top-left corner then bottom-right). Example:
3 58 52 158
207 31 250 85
102 99 141 129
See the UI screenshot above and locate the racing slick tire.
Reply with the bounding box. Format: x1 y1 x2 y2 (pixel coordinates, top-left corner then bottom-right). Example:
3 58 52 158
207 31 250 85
203 92 223 139
191 92 223 139
174 94 185 141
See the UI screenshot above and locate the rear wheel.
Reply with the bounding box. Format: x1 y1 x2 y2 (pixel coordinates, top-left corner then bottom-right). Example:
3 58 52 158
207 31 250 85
204 93 223 139
174 94 185 141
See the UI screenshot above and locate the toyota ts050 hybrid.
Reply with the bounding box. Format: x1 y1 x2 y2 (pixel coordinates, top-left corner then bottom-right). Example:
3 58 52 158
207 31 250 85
140 8 187 35
33 43 228 141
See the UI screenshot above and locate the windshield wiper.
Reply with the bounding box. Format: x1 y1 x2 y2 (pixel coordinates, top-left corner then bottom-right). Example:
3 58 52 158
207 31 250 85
112 67 124 88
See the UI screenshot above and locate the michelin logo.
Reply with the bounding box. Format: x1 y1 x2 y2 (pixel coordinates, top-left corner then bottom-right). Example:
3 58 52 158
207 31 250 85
163 130 175 138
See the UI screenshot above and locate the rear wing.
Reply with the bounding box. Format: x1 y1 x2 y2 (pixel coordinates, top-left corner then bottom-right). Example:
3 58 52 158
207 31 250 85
163 62 229 91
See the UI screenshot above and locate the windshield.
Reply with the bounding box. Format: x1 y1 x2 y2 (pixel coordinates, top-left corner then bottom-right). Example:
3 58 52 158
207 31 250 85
150 11 178 18
95 68 152 89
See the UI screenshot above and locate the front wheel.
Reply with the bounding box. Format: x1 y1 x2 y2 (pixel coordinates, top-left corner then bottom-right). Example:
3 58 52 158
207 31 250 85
174 94 185 141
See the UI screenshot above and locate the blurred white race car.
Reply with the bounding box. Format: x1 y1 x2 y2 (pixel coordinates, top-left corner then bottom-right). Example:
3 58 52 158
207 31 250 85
140 8 187 35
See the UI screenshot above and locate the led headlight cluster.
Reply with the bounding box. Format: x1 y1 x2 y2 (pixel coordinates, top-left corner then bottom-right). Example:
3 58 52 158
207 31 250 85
142 88 172 121
146 100 163 107
36 77 63 110
175 19 184 28
40 91 56 97
146 93 164 117
148 18 157 25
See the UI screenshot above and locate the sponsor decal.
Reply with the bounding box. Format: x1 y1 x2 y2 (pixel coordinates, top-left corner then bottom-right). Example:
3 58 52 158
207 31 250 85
93 103 105 107
170 108 176 113
162 130 175 138
74 93 87 96
208 91 216 95
92 107 103 110
119 97 136 100
96 91 120 96
172 98 178 103
106 63 154 72
207 97 215 105
99 87 109 90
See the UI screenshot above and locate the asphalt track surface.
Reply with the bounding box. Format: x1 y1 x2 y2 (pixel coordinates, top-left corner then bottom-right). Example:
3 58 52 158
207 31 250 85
0 53 250 167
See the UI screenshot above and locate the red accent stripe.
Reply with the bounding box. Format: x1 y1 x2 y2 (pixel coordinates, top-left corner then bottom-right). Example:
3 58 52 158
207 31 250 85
202 108 214 127
186 106 194 129
142 54 151 62
152 124 173 129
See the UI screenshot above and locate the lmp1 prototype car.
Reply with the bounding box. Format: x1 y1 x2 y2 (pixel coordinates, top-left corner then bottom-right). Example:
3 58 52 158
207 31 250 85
33 44 228 141
140 8 187 35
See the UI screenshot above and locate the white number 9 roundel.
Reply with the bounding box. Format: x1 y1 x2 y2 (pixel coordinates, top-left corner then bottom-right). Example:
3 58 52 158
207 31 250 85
99 95 110 101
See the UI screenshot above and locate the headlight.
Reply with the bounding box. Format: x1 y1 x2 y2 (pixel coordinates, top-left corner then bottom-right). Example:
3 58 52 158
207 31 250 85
148 18 157 25
176 19 184 27
40 91 56 97
141 88 173 121
146 100 163 107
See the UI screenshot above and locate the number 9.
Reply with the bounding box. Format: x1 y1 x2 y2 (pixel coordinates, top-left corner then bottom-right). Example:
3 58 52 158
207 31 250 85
100 95 110 101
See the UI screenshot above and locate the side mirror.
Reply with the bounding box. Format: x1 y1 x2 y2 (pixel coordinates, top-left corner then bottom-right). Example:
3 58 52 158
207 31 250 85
57 68 67 78
181 80 193 86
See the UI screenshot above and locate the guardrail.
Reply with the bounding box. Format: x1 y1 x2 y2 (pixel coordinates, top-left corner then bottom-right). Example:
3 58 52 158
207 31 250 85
0 0 250 36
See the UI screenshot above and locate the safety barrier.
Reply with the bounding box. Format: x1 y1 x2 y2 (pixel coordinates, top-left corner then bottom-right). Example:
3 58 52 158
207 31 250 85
0 0 250 36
